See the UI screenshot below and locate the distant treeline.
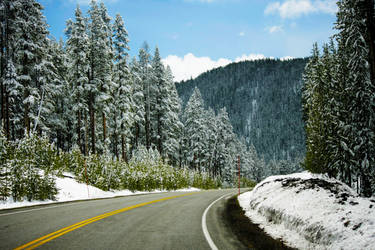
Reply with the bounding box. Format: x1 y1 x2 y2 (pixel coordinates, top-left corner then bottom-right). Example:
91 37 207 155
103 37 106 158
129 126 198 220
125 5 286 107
176 58 309 163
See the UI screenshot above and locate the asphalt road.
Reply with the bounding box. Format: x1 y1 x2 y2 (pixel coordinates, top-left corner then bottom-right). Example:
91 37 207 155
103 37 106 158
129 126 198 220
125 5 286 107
0 189 249 250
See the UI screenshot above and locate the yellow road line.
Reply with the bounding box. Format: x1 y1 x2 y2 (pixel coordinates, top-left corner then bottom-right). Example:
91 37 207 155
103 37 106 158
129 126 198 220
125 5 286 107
15 192 198 250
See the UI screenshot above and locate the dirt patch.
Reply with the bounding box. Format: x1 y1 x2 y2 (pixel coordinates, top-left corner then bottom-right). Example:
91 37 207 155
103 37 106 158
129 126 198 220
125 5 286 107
225 195 296 250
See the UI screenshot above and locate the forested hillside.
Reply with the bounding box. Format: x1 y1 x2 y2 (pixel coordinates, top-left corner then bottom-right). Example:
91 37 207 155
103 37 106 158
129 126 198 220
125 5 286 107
0 0 258 201
176 58 308 162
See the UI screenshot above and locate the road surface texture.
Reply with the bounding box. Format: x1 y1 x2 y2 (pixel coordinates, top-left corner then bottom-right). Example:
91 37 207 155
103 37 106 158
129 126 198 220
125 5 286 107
0 189 249 250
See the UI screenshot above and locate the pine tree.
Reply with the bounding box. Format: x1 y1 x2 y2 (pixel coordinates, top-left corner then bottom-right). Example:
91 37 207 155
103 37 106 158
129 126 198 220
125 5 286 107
3 60 21 141
129 57 145 150
302 0 375 196
44 39 71 150
1 0 19 139
66 5 89 154
182 87 206 171
98 2 114 153
111 13 133 161
216 108 236 183
205 108 218 176
138 43 152 150
302 43 329 174
13 0 50 137
87 0 112 154
335 0 375 196
161 66 183 165
151 47 165 154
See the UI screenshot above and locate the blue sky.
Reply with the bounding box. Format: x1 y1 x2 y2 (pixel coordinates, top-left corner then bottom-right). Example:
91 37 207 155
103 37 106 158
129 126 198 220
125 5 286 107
39 0 337 81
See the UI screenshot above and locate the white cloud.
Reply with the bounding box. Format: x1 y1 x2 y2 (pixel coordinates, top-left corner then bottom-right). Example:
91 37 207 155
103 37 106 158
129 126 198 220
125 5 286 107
267 25 283 33
162 53 231 82
280 56 295 61
265 0 337 19
162 53 269 82
314 0 337 14
234 53 268 62
239 32 245 36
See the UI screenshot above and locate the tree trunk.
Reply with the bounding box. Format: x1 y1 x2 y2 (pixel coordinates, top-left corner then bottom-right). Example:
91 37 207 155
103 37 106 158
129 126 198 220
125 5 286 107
84 112 88 156
0 1 5 131
77 110 82 152
22 42 30 136
121 134 128 163
89 92 95 154
5 90 10 140
1 72 4 132
145 109 150 150
135 123 140 147
23 80 30 135
157 110 162 156
102 112 106 146
113 123 118 160
361 172 372 197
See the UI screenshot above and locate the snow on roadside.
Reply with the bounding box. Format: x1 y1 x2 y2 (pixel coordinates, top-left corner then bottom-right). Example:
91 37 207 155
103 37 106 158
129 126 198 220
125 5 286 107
0 174 200 210
238 172 375 250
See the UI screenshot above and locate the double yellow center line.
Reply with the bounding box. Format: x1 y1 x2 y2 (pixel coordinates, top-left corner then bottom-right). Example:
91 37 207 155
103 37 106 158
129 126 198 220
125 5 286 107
15 192 198 250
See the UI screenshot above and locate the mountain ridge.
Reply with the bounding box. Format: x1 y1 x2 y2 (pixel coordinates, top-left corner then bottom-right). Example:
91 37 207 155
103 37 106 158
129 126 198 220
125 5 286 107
176 58 309 162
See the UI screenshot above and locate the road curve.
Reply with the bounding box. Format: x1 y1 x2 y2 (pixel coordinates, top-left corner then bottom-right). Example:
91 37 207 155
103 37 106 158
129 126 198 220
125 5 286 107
0 189 248 250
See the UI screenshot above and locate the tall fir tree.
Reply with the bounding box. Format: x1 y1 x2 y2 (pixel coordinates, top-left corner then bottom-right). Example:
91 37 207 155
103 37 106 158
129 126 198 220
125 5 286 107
66 5 89 154
111 13 133 161
13 0 50 137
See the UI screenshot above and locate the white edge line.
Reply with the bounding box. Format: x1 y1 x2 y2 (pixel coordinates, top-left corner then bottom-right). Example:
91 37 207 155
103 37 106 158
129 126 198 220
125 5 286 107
202 192 234 250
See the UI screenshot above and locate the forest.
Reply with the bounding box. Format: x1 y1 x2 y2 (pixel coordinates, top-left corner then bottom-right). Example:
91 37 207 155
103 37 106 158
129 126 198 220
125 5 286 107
177 58 308 163
302 0 375 197
0 0 261 201
1 0 374 201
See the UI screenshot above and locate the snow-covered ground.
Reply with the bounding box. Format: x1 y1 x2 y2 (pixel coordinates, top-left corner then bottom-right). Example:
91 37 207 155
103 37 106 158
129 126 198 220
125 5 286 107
238 172 375 250
0 173 200 210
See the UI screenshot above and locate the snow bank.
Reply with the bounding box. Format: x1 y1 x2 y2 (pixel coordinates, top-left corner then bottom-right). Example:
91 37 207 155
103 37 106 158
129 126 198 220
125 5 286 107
238 172 375 250
0 174 200 210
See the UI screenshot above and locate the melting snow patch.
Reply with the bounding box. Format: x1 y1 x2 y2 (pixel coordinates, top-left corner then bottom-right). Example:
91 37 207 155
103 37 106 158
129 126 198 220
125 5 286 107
238 172 375 250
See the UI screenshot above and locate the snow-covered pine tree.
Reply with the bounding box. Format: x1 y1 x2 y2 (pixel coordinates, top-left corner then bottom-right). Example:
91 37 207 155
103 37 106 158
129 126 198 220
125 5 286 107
302 0 375 196
0 0 18 138
111 13 134 161
2 60 21 141
335 0 375 196
150 47 183 160
302 43 331 174
0 130 10 200
138 43 152 149
150 47 165 155
216 108 236 184
129 57 145 150
182 87 206 171
43 38 71 150
247 144 262 182
203 108 217 176
32 37 60 136
98 2 114 153
11 0 50 138
66 5 89 154
86 0 111 154
161 66 183 165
